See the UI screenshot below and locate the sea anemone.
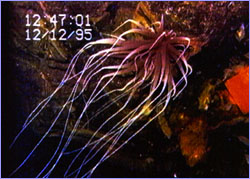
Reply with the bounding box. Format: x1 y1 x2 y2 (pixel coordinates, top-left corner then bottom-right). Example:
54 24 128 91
11 15 194 177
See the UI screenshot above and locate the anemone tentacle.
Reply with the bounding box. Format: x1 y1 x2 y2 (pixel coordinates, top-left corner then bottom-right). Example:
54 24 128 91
11 14 195 178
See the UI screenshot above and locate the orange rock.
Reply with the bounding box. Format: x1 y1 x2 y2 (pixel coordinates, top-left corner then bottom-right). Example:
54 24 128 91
225 66 249 114
179 117 207 167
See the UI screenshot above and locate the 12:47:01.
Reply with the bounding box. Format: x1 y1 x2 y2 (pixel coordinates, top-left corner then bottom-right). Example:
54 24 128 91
25 14 91 27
